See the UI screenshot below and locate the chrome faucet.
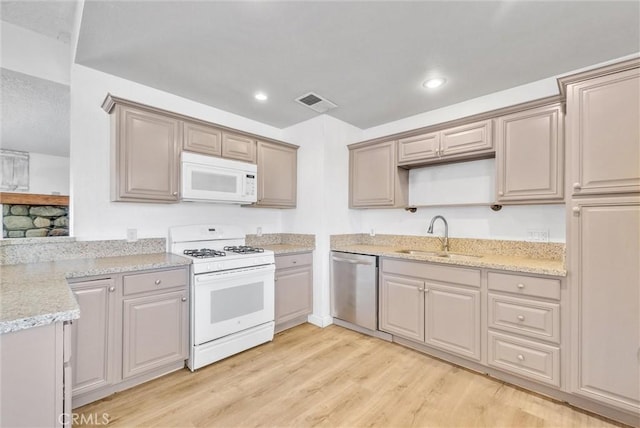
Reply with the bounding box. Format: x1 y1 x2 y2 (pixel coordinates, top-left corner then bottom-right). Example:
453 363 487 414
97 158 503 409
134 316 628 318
427 215 449 252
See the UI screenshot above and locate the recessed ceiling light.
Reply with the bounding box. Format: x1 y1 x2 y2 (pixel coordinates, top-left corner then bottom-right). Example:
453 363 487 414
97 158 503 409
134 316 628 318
254 92 268 101
422 78 447 89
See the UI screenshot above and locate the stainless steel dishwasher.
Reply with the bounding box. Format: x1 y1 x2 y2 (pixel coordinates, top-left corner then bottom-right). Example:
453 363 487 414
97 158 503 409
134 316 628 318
331 251 390 339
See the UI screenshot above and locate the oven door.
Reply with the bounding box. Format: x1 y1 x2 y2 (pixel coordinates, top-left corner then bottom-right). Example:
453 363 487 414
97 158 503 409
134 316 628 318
193 264 275 346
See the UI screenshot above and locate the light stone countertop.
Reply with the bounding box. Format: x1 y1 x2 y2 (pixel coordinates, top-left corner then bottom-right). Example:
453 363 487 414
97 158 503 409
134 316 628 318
0 253 191 334
331 244 566 277
262 244 315 255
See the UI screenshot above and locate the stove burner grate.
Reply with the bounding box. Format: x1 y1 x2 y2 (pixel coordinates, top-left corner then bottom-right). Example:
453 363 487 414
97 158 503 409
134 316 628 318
183 248 227 258
223 245 265 254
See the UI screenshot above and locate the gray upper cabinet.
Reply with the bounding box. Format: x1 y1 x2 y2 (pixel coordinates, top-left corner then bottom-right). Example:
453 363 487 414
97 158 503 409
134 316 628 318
496 103 564 203
565 66 640 196
255 141 298 208
349 141 408 208
397 120 493 166
111 104 181 203
183 120 222 156
222 132 257 163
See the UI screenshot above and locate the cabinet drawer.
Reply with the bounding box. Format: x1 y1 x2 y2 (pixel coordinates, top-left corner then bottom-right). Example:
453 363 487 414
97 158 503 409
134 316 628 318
488 294 560 343
382 258 480 287
488 331 560 387
275 252 313 270
123 268 188 296
488 272 560 300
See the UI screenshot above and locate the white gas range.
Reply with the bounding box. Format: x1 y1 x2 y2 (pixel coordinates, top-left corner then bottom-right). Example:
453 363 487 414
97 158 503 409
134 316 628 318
169 224 275 371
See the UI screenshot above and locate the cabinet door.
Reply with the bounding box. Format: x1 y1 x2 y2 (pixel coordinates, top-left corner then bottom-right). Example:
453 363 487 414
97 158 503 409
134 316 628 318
114 105 181 202
379 274 425 342
425 282 480 360
183 121 222 156
350 141 407 208
496 104 564 202
567 68 640 195
275 265 313 325
256 141 297 207
70 278 116 396
440 120 493 157
222 132 256 163
122 290 188 379
570 197 640 413
397 132 440 164
0 323 63 428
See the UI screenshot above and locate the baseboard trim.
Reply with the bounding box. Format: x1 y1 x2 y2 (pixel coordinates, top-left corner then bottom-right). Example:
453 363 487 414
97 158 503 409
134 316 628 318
307 314 333 328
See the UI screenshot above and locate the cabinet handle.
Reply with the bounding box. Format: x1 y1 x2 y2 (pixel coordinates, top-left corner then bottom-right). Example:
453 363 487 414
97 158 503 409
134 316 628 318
172 191 178 196
572 207 581 216
517 315 525 321
155 279 162 285
573 182 581 191
181 297 187 302
424 288 429 293
109 286 115 292
498 191 504 196
292 260 297 264
418 287 424 293
517 354 525 361
517 283 525 289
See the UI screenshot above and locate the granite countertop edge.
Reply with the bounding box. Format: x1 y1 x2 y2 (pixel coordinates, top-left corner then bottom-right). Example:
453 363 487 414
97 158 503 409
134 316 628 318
263 244 315 255
331 245 566 277
1 253 192 335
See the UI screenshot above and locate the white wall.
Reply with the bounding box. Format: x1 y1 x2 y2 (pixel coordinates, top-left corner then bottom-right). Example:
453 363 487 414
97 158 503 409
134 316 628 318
0 21 70 85
69 64 285 240
282 115 363 326
28 153 70 195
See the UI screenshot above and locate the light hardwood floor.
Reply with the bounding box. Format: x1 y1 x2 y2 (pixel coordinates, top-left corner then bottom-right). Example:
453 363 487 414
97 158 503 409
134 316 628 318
75 324 624 427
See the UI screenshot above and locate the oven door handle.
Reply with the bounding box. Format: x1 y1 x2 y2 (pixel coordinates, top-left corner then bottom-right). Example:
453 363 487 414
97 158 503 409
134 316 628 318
195 264 275 282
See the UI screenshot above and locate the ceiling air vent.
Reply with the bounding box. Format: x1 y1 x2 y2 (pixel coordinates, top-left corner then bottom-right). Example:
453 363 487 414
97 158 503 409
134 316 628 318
295 92 337 113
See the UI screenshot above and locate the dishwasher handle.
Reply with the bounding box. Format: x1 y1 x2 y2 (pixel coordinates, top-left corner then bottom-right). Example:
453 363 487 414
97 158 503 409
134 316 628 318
332 256 374 265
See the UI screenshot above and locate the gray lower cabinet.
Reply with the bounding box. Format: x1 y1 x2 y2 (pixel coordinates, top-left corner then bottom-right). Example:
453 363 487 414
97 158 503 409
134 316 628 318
70 278 116 397
0 322 68 428
122 290 188 379
379 258 481 361
69 266 189 408
274 252 313 332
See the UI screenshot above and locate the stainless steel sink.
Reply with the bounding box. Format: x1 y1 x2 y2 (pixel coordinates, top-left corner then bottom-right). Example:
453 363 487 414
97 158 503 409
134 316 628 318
396 249 482 260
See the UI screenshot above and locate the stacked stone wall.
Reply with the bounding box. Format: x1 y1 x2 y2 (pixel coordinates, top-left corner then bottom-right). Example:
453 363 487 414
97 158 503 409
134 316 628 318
2 204 69 238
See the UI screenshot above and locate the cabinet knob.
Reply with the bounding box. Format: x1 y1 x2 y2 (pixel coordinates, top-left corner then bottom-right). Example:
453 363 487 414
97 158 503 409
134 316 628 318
573 182 581 191
517 354 525 361
292 261 297 264
181 297 187 302
172 191 178 196
498 191 504 196
517 283 525 289
418 287 424 293
155 279 162 285
572 207 581 216
517 315 525 321
109 286 115 292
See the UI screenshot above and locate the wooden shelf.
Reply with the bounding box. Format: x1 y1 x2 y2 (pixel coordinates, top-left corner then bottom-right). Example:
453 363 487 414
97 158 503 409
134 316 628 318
0 192 69 206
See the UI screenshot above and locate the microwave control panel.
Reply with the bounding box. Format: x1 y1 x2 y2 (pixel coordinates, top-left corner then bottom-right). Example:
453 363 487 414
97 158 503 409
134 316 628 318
245 174 256 196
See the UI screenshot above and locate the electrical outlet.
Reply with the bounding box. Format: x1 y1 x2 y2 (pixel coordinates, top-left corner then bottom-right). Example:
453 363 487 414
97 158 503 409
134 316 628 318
527 229 549 242
126 228 137 242
257 226 263 237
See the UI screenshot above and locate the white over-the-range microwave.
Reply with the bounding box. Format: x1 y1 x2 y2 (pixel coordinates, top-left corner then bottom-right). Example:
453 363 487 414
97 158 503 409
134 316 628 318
181 152 257 204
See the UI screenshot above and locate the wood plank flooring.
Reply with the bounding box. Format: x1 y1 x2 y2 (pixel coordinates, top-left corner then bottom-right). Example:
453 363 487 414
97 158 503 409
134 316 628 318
75 324 624 427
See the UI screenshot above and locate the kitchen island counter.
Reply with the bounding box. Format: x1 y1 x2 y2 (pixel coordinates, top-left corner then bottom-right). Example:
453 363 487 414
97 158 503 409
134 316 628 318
0 253 191 334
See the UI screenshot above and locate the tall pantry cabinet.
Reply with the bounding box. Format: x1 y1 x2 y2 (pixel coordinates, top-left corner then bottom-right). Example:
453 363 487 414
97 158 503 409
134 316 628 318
560 58 640 418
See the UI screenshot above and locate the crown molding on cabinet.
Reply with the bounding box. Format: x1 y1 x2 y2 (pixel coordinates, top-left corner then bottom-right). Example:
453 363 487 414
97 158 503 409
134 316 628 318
101 94 298 150
349 95 563 150
557 57 640 99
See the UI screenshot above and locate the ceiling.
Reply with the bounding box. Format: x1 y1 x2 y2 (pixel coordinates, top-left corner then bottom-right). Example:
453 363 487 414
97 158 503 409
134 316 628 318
0 0 77 44
1 68 70 157
75 1 640 129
